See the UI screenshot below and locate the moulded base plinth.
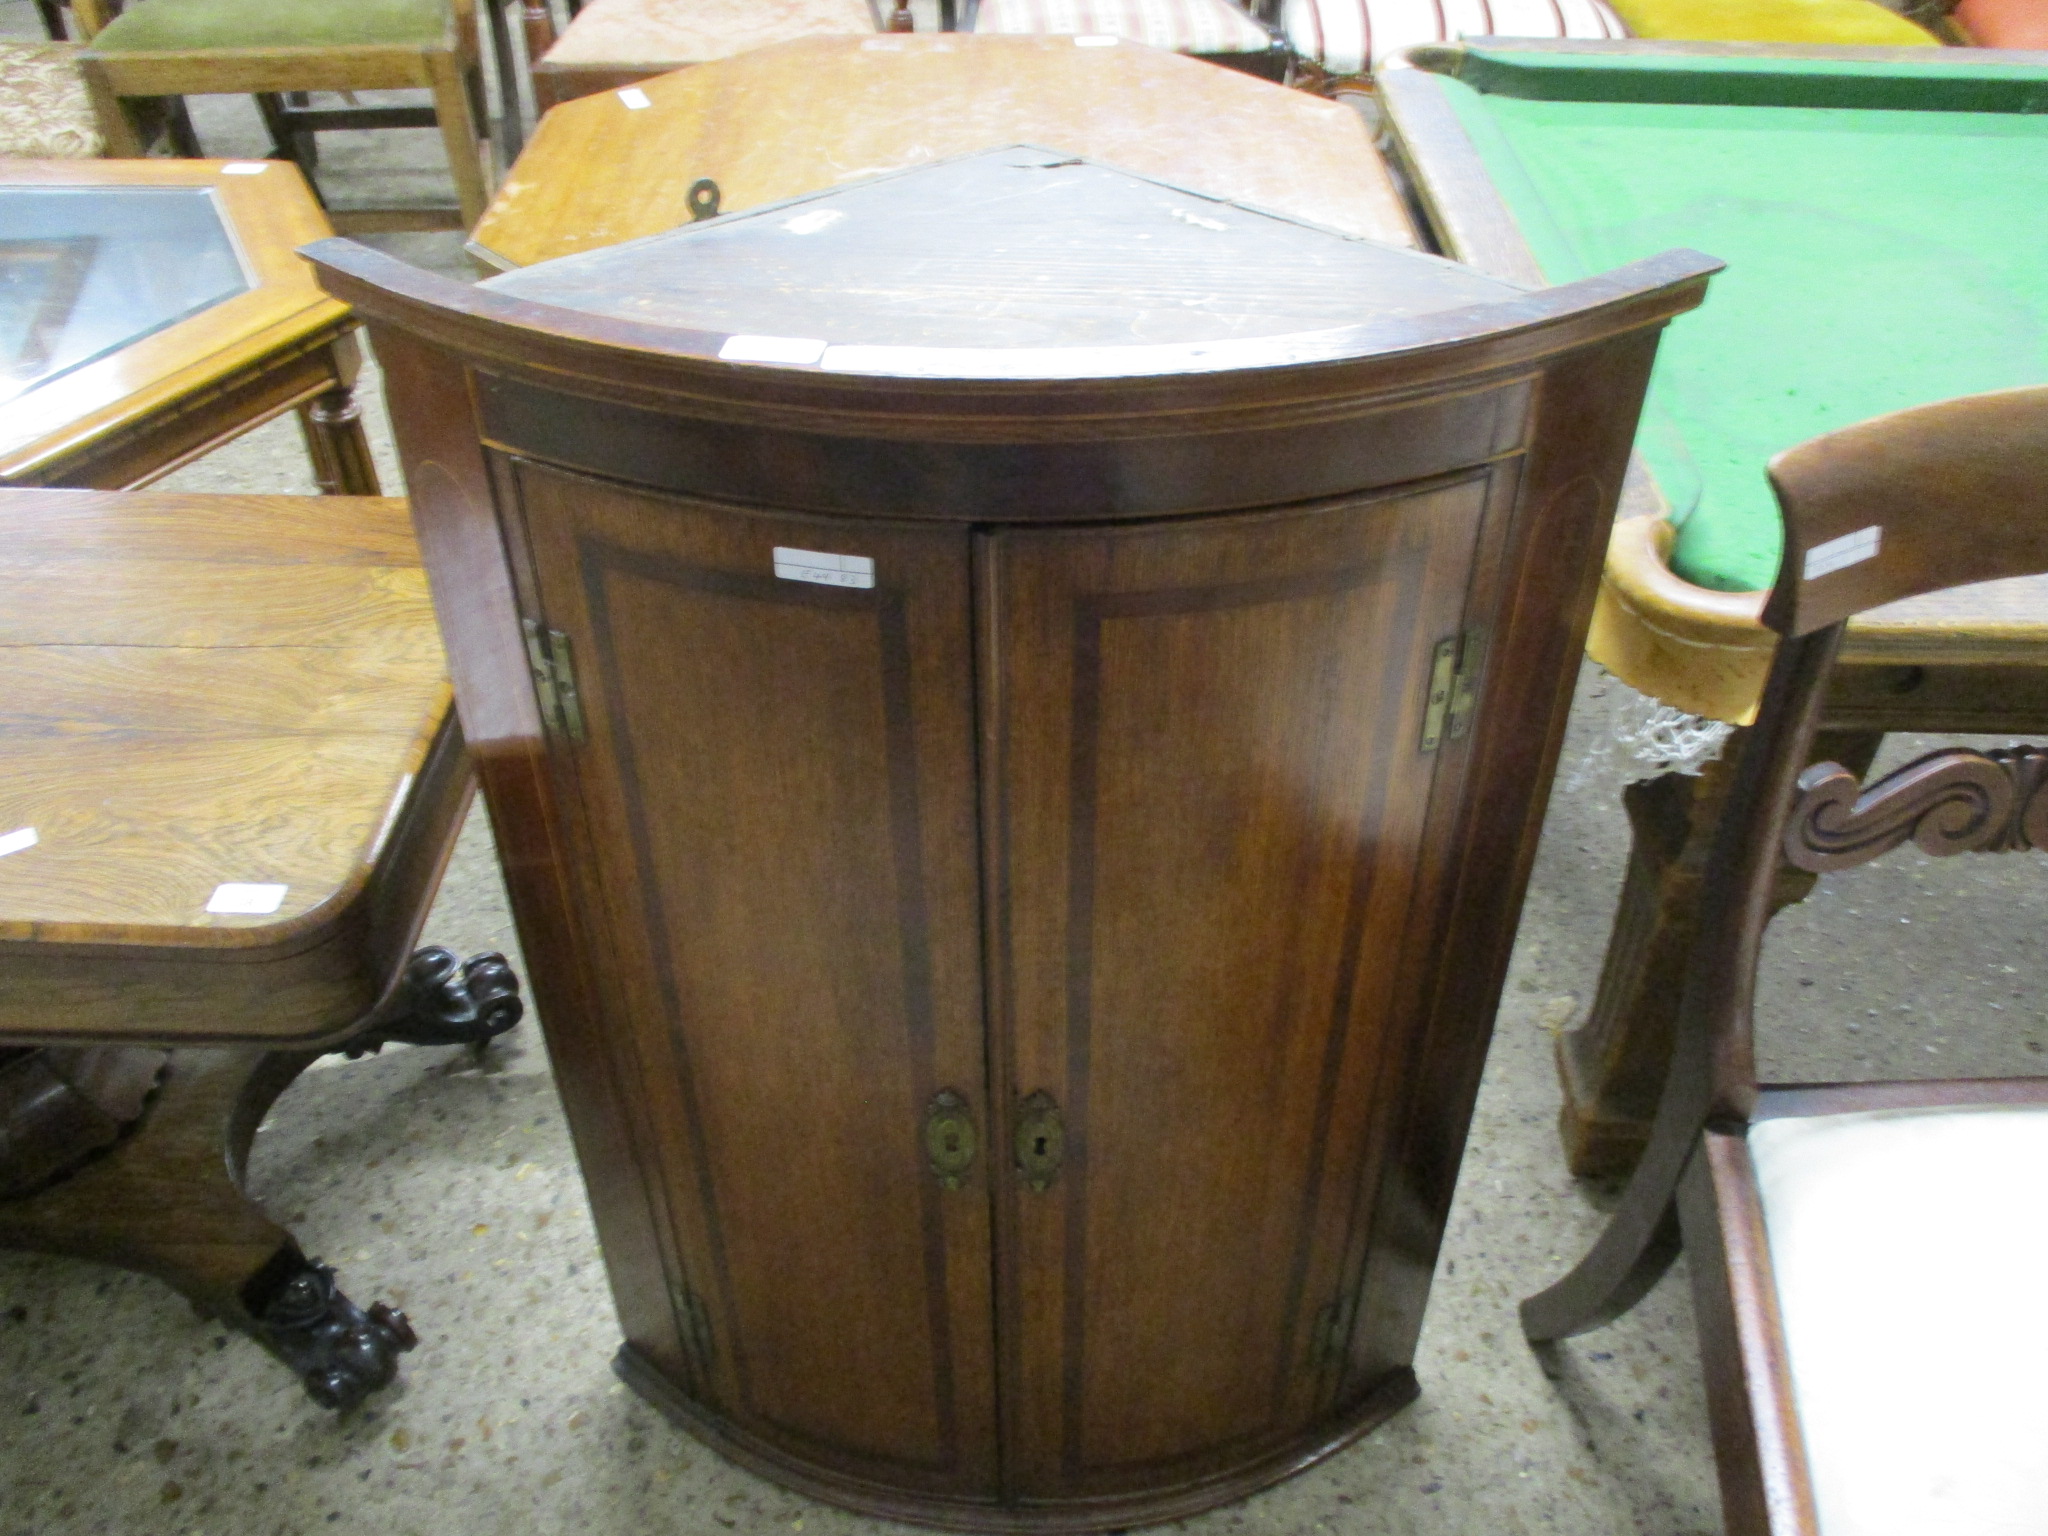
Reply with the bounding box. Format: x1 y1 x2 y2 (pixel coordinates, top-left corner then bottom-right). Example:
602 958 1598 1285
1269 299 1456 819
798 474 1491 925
614 1344 1421 1534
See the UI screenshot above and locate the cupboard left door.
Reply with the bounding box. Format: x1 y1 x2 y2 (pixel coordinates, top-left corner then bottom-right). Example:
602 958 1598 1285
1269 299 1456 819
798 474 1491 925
506 459 1001 1502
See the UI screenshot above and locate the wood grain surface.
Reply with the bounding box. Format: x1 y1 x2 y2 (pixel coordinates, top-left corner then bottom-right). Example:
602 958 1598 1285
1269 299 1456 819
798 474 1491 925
0 489 464 1048
0 490 446 943
471 33 1417 268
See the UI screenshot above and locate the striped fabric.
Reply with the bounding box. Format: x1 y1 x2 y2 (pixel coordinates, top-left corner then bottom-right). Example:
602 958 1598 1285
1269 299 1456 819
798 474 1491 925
1282 0 1626 75
973 0 1276 54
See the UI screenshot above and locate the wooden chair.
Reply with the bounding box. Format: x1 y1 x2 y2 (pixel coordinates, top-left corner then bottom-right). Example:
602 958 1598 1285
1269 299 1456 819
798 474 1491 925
1522 384 2048 1534
73 0 493 231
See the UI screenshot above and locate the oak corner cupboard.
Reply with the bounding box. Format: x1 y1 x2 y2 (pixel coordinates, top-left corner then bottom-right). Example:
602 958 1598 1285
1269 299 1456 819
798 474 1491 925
308 149 1714 1531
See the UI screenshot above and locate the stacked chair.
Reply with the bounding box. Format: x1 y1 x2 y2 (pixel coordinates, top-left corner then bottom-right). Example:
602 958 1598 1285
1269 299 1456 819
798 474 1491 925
71 0 494 228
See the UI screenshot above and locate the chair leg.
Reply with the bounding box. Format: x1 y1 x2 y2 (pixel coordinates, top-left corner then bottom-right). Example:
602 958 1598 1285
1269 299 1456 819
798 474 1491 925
1521 1170 1683 1342
427 49 492 226
483 0 526 162
79 61 148 157
519 0 557 134
162 94 203 156
253 92 317 172
36 0 69 40
1524 991 1718 1341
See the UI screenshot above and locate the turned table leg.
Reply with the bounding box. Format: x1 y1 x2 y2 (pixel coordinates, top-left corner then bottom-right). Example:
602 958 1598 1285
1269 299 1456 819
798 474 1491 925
0 949 523 1408
296 334 382 497
1555 727 1884 1177
0 1048 416 1410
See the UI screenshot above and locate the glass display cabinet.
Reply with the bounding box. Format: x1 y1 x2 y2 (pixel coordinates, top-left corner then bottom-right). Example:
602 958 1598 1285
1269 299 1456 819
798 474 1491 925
0 159 377 493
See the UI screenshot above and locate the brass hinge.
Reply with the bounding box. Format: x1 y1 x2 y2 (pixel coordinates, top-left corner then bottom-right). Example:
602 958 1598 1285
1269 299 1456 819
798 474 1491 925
1419 628 1484 754
522 618 587 743
670 1277 716 1371
1310 1290 1357 1373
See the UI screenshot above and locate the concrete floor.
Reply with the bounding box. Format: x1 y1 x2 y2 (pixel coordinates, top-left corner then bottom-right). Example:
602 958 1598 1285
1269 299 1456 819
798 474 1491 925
4 12 2044 1532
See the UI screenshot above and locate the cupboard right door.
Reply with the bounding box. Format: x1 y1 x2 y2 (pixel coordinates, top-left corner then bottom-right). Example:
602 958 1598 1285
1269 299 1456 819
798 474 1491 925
978 470 1505 1506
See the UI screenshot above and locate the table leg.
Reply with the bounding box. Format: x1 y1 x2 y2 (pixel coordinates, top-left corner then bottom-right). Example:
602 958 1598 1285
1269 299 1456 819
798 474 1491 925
0 1048 416 1411
1555 727 1883 1177
296 336 382 496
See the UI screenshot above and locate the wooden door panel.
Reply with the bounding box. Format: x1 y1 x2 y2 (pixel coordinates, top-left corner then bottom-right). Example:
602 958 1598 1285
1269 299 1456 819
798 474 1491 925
509 461 997 1491
982 473 1497 1495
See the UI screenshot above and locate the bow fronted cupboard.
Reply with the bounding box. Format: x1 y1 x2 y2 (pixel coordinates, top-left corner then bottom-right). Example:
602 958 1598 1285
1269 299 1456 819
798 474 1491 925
310 151 1713 1531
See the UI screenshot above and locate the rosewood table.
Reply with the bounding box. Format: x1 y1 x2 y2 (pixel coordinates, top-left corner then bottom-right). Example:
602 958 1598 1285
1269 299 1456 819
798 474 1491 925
0 158 380 495
0 489 520 1410
467 31 1419 268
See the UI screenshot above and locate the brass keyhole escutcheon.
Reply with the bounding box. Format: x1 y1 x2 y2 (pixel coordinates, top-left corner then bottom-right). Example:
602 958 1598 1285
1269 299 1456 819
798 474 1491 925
1014 1090 1064 1192
923 1089 977 1190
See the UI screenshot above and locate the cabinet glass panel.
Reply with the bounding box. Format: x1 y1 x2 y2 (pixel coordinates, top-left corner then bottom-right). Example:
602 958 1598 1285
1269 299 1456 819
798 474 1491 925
0 187 250 405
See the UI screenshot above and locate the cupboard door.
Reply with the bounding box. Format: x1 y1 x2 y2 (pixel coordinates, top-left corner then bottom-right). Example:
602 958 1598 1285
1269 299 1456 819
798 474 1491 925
508 461 999 1497
980 473 1498 1500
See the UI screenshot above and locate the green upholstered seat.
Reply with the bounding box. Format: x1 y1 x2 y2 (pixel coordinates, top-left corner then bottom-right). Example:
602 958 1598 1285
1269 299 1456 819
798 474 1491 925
91 0 451 53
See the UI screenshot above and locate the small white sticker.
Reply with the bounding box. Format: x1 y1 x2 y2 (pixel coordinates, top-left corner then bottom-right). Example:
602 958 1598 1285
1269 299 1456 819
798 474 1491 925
221 161 270 175
1074 33 1118 45
1169 206 1229 232
782 209 844 236
0 827 37 857
616 86 652 109
719 334 828 366
774 548 875 589
1803 525 1882 581
207 882 288 915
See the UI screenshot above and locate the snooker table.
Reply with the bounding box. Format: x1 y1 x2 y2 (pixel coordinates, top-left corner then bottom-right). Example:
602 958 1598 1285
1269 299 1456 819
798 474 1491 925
1378 39 2048 1173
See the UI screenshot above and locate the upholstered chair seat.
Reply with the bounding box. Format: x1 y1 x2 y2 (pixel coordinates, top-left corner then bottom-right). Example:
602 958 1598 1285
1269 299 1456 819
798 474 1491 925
1751 1104 2048 1535
86 0 453 52
77 0 492 229
0 40 101 157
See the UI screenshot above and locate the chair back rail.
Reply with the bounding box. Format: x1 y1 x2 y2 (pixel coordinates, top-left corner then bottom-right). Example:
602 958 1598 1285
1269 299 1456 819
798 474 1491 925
1692 384 2048 1116
1764 383 2048 636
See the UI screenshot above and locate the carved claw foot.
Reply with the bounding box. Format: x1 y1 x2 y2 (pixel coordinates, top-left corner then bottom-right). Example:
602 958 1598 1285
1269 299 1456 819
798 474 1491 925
258 1260 418 1411
335 947 524 1059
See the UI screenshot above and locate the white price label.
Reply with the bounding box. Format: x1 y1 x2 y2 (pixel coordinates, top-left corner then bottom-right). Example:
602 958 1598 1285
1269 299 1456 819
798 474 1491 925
773 548 875 589
207 882 288 915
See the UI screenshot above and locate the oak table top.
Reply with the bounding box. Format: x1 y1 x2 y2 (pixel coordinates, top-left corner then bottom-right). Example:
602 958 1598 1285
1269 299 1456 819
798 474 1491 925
0 158 375 494
469 32 1419 268
0 489 458 1047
